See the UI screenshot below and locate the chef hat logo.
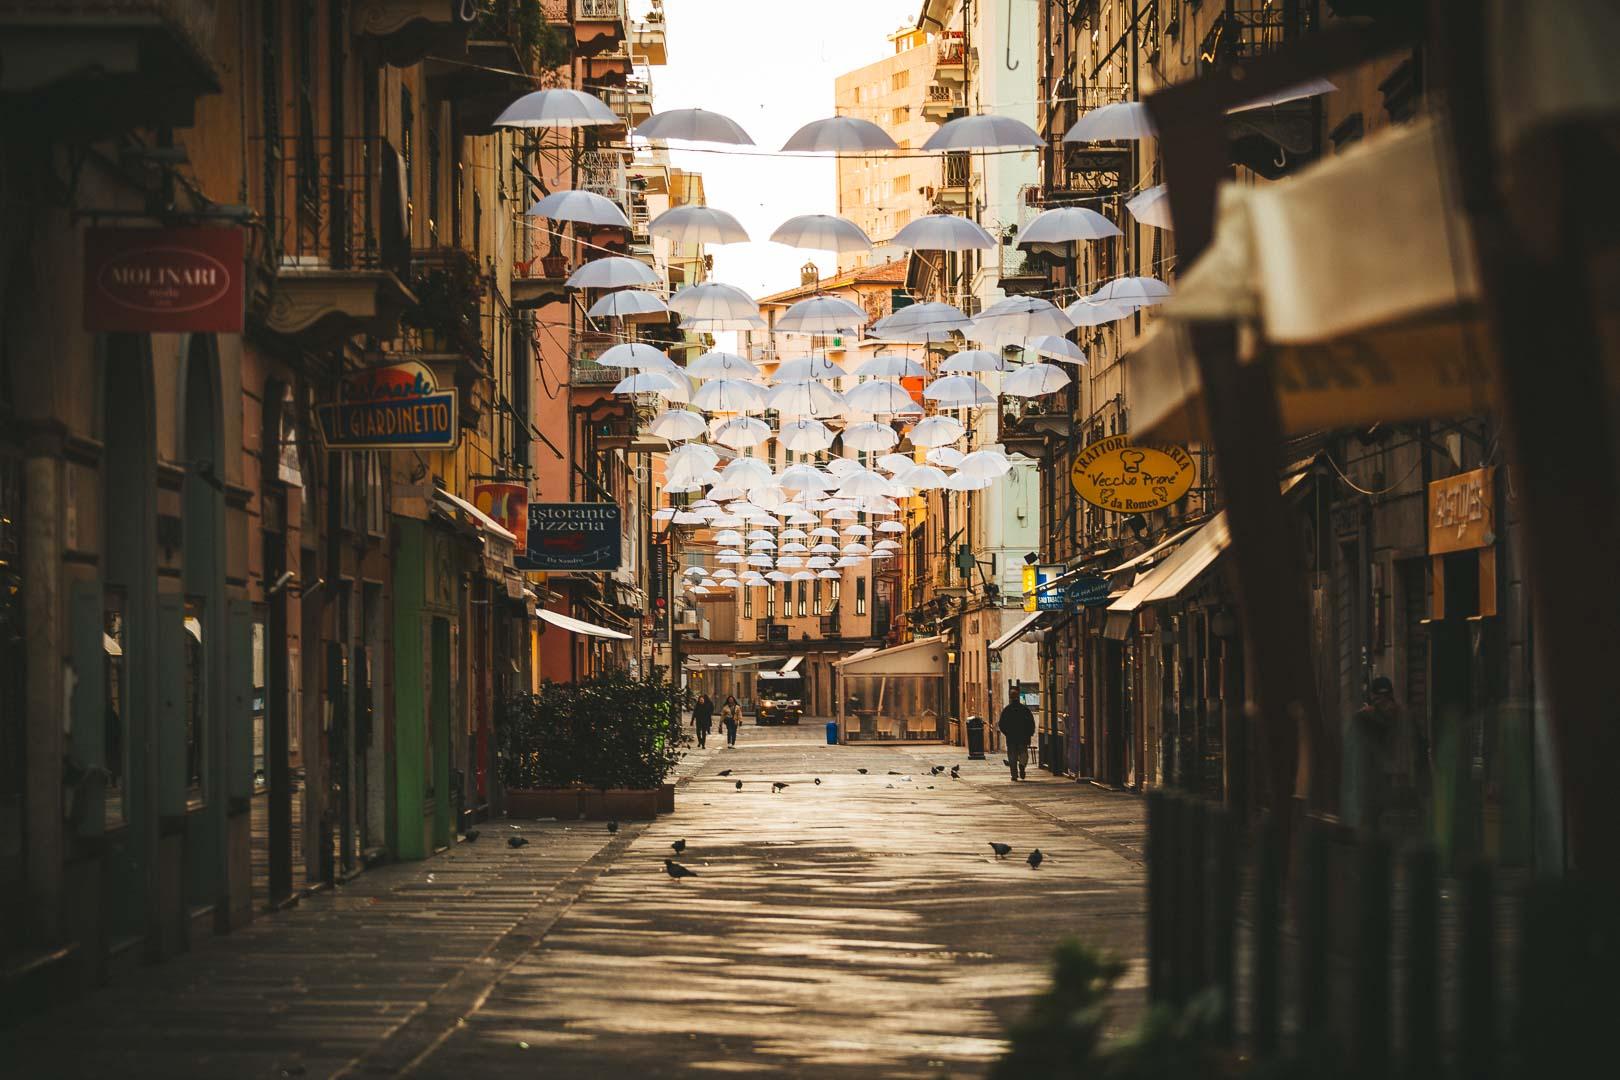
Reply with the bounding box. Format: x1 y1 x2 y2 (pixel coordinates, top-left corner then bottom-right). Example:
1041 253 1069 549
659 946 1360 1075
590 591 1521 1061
1120 449 1146 473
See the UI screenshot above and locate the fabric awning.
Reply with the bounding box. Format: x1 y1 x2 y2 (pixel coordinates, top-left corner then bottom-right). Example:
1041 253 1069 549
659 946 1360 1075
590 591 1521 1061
1104 514 1232 639
780 655 804 673
536 607 631 641
435 488 518 544
1105 522 1204 580
834 635 947 676
990 610 1048 653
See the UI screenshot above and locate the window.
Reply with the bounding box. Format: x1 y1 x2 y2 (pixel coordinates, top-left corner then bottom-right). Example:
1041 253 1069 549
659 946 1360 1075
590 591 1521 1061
856 577 867 616
813 584 822 616
781 582 791 616
365 453 386 535
183 598 206 803
831 579 840 606
891 70 910 92
743 586 753 619
797 580 807 617
401 86 414 229
767 584 776 619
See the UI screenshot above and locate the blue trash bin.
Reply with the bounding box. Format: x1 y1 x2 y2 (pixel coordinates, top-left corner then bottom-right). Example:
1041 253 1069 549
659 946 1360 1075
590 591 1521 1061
825 720 839 745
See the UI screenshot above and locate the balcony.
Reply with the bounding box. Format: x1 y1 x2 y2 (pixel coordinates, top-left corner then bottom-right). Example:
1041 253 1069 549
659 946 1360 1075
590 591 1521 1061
512 251 570 310
401 247 490 429
0 0 221 136
352 0 476 67
262 136 417 344
933 32 966 82
571 0 625 58
578 150 630 214
570 334 624 386
939 152 971 209
922 82 964 122
629 14 667 65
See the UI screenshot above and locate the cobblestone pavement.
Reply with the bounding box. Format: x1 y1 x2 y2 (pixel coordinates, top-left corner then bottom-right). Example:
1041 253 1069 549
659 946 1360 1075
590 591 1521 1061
8 724 1145 1079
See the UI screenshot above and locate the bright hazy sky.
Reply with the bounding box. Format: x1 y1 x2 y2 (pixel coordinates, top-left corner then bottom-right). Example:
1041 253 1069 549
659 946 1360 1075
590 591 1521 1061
638 0 923 298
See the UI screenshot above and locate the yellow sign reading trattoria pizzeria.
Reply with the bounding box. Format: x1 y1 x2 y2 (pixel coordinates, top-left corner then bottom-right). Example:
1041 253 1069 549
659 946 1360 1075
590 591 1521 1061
1070 435 1196 513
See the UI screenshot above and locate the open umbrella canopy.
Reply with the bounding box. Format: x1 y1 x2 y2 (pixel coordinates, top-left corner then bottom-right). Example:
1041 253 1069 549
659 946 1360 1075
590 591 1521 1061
894 463 949 489
958 448 1014 479
527 189 630 227
824 457 862 478
971 296 1076 343
816 568 843 580
769 213 874 253
778 417 835 452
649 205 750 245
877 520 907 533
720 458 774 489
692 378 767 413
922 113 1044 151
781 114 899 152
1126 184 1173 230
925 446 965 468
779 528 809 540
669 282 759 319
773 355 847 381
648 408 708 440
765 380 847 418
834 554 865 567
835 470 891 498
851 353 928 378
840 421 899 452
747 554 775 567
1062 100 1157 143
1002 362 1073 397
843 379 921 415
778 464 836 492
946 472 995 491
909 414 966 447
566 255 660 289
1022 335 1088 364
924 375 996 407
594 342 672 369
495 88 619 128
713 530 744 546
612 371 687 400
939 349 1013 373
778 541 809 553
875 452 917 474
587 289 668 319
892 213 996 251
789 570 816 582
775 295 869 334
711 415 772 448
687 350 761 378
634 107 754 145
1016 205 1123 244
1065 297 1142 325
1088 276 1172 305
869 300 973 340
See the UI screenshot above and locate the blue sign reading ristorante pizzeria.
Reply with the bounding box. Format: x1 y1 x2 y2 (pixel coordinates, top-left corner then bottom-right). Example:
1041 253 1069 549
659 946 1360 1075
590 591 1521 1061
317 360 458 450
519 503 622 571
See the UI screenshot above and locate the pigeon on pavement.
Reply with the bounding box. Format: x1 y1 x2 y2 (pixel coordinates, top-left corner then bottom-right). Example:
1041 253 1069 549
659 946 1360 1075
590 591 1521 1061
857 768 868 774
771 782 789 793
813 778 822 785
930 766 945 775
671 839 686 855
888 770 905 776
950 765 961 778
664 859 697 881
735 780 743 790
607 821 619 834
989 842 1012 858
1027 849 1044 869
508 836 529 849
464 830 480 842
718 769 733 776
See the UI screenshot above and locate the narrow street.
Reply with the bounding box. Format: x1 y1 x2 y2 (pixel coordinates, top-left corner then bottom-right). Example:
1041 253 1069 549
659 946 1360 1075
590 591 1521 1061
7 726 1145 1079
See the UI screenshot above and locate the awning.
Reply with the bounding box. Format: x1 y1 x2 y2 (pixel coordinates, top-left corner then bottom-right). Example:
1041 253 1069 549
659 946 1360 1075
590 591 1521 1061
535 607 631 641
780 655 804 673
1104 523 1204 580
435 488 518 544
1104 514 1232 639
990 610 1048 653
833 635 947 676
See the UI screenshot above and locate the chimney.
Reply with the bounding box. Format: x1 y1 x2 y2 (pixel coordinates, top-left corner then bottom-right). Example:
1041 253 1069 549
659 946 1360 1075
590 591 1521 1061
800 260 820 288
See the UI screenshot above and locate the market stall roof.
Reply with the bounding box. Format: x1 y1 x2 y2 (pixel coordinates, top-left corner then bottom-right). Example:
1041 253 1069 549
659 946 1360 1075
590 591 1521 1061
989 610 1049 653
435 487 518 543
536 607 631 641
833 635 947 676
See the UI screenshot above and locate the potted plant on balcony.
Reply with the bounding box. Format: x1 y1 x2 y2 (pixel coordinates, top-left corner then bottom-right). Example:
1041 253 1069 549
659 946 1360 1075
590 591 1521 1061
404 256 483 356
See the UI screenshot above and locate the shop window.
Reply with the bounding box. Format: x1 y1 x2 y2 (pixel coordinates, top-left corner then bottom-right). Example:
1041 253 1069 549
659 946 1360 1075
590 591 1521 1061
183 598 206 804
103 588 128 826
797 580 807 618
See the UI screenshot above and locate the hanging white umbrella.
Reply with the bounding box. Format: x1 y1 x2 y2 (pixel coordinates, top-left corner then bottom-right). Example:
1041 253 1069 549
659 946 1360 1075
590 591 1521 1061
843 523 873 537
825 458 862 477
779 541 810 554
1016 205 1123 244
687 350 761 379
1062 101 1157 143
779 528 809 540
1089 276 1172 306
595 342 672 369
909 414 966 447
788 570 816 582
747 554 775 567
653 507 676 522
765 569 791 581
587 289 668 319
946 472 995 491
692 378 767 413
1065 297 1141 326
859 495 902 515
769 214 873 253
776 554 806 569
527 190 630 227
924 375 996 407
781 114 899 152
712 568 737 579
634 107 755 145
892 213 996 251
778 464 836 492
875 453 915 474
843 380 919 415
842 543 871 556
869 301 973 340
720 578 743 589
816 569 843 580
682 566 708 578
669 282 759 319
939 349 1013 373
708 509 743 525
713 530 744 546
765 380 847 418
921 113 1044 151
649 408 707 440
809 526 840 538
1002 362 1072 397
852 353 928 378
749 486 790 511
894 463 949 489
925 446 965 468
495 88 619 128
834 554 865 567
958 448 1014 479
718 554 747 565
721 458 774 489
1126 185 1173 230
611 371 687 400
748 540 776 552
671 507 704 521
773 355 848 381
711 415 772 448
971 296 1076 343
835 470 891 498
873 538 900 550
778 418 835 452
566 255 660 289
745 528 775 542
667 442 719 475
1022 335 1088 364
877 520 906 533
775 295 869 334
840 422 899 452
649 205 750 246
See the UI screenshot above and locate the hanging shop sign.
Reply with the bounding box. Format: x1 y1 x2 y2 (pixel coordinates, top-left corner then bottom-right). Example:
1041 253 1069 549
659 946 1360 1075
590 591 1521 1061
473 483 529 552
1069 435 1196 513
1067 574 1113 608
1428 466 1494 555
519 503 622 571
316 361 458 450
84 226 245 333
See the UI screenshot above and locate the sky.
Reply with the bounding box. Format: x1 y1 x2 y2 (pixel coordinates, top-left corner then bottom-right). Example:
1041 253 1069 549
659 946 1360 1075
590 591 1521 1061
637 0 923 299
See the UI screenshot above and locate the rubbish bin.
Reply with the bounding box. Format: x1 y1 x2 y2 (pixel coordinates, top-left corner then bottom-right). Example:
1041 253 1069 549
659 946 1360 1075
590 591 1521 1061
825 720 839 745
965 715 986 760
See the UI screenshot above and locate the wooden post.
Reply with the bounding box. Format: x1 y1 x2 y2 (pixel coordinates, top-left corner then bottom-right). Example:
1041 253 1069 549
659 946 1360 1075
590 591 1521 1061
1406 847 1440 1077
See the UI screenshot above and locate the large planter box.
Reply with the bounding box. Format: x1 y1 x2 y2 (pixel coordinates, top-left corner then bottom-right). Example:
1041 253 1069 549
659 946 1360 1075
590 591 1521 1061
579 788 659 821
657 783 675 814
504 789 582 820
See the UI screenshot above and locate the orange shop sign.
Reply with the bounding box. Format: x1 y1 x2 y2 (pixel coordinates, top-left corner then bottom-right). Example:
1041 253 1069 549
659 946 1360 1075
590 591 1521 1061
1428 466 1494 555
1069 435 1196 513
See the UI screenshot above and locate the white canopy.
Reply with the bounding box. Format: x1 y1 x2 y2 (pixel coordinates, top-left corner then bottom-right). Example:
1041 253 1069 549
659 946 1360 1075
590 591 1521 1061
536 607 631 641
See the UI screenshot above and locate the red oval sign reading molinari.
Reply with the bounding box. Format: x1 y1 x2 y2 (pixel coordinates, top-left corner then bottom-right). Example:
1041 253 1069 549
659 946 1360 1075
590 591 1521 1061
96 245 232 314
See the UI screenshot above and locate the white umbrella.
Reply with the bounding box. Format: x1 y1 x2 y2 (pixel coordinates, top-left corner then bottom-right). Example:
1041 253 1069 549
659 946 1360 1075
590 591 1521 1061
779 541 809 554
1002 362 1072 397
1065 298 1141 326
817 569 843 580
587 289 668 319
909 414 966 447
712 568 737 578
718 554 746 565
1126 185 1173 230
1023 335 1088 364
745 529 774 541
708 509 742 525
682 566 708 578
1062 101 1157 143
634 107 754 145
778 464 836 492
873 538 900 550
697 578 719 589
810 526 840 538
946 472 995 491
773 355 848 381
749 486 790 510
713 530 744 546
958 449 1013 479
892 213 996 251
869 301 973 340
721 458 774 489
824 457 862 478
877 520 906 533
765 569 791 581
667 442 719 474
566 255 660 289
595 342 672 369
1089 276 1172 306
649 408 707 440
747 554 775 567
653 507 675 521
834 554 865 567
894 463 949 489
692 378 767 413
843 523 873 537
790 570 817 582
843 380 919 415
776 555 805 569
925 446 965 468
1016 205 1123 244
924 375 996 407
775 295 868 334
671 507 704 521
649 205 750 246
861 495 902 514
921 113 1044 150
875 453 915 474
842 542 871 556
711 415 772 448
687 350 761 379
527 190 629 227
611 372 687 400
769 214 873 253
840 422 899 452
779 528 809 540
748 539 776 552
495 88 619 128
835 470 891 498
970 297 1076 343
851 354 928 378
720 578 743 589
669 282 758 320
765 380 847 418
778 418 835 452
781 114 899 152
939 349 1013 373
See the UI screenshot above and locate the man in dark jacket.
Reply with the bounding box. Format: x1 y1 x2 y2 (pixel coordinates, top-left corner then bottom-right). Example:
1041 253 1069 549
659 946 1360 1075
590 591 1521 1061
998 698 1036 782
692 694 714 749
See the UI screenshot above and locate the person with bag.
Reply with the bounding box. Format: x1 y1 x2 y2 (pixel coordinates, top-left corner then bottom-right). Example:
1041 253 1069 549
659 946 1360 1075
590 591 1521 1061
720 695 742 748
693 693 714 749
998 697 1036 782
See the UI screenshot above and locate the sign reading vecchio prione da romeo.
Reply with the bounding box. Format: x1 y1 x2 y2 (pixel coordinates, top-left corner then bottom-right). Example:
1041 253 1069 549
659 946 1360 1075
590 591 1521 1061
520 503 622 571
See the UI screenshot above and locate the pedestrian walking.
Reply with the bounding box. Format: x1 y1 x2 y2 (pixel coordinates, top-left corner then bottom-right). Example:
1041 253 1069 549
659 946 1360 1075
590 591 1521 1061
998 697 1035 782
693 693 714 749
720 694 742 748
1356 675 1429 836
